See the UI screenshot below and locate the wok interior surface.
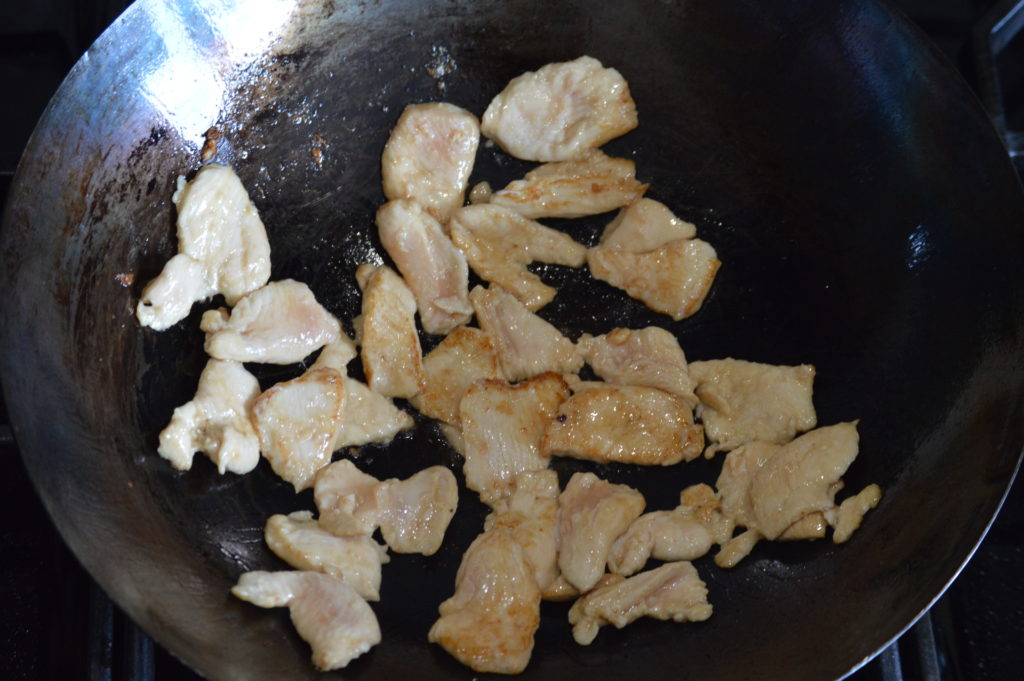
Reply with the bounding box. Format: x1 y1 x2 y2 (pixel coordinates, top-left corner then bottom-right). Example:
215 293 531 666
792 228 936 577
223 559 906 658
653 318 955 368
2 0 1023 679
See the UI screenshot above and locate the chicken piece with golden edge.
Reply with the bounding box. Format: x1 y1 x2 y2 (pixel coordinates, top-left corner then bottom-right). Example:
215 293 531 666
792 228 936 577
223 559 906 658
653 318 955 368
480 55 638 162
201 280 340 364
232 571 380 671
470 285 583 382
264 511 389 601
376 199 472 334
137 164 270 330
450 204 586 310
577 326 696 404
459 373 570 508
428 526 541 674
542 384 704 465
558 472 645 592
409 327 500 426
158 358 260 474
489 149 647 219
355 264 424 399
381 102 480 223
568 561 712 645
689 358 817 458
484 470 560 592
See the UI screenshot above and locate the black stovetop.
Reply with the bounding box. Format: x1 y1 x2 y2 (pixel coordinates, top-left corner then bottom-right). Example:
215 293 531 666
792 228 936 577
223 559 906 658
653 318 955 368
1 1 1022 680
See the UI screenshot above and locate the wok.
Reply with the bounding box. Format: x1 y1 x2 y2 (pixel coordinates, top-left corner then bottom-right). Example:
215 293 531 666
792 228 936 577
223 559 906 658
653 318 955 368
2 0 1023 679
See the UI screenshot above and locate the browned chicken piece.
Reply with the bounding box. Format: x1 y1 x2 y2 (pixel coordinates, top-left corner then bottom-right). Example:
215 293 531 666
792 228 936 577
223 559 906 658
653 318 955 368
201 279 341 364
558 472 645 592
829 484 883 543
480 56 638 162
542 385 704 465
568 561 713 645
428 526 541 674
355 264 424 399
381 102 480 223
232 570 380 671
599 198 697 252
689 358 817 457
376 198 473 334
577 326 696 404
469 285 584 382
459 373 570 508
484 470 560 592
409 327 500 426
450 204 587 310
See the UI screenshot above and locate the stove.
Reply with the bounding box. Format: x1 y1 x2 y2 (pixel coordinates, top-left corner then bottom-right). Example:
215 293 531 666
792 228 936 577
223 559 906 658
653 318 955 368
1 1 1022 679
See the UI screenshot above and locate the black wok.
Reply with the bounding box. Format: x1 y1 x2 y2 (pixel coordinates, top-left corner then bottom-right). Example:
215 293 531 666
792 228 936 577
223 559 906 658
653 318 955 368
2 0 1023 679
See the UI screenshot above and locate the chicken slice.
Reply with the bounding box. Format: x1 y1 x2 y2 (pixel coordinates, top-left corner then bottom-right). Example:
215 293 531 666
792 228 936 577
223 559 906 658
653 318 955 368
376 199 472 334
459 374 570 508
599 198 697 252
450 204 586 310
489 149 647 219
201 280 341 364
264 511 389 601
558 472 645 592
468 181 492 205
577 326 696 404
314 459 382 536
310 336 358 372
251 367 344 491
715 440 781 529
381 102 480 223
231 570 380 671
480 56 638 162
157 358 260 474
568 561 713 645
689 358 817 458
484 470 560 591
542 385 704 465
830 484 883 544
428 526 541 674
137 164 270 330
355 264 424 399
409 327 500 426
469 285 583 382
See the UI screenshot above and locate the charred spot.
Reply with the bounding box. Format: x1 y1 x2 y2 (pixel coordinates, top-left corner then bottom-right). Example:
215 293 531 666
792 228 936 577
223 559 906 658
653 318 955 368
127 126 170 166
146 177 157 195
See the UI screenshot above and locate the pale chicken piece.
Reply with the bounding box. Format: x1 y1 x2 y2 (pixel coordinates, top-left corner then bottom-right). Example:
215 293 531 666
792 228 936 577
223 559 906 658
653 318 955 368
459 374 570 508
489 149 647 219
577 326 696 404
264 511 389 601
201 280 341 364
715 441 782 529
568 561 713 645
231 570 380 671
428 526 541 674
480 56 638 162
450 204 586 310
830 484 883 544
310 336 358 372
689 358 817 457
599 198 697 252
381 102 480 223
376 199 472 334
137 164 271 330
542 385 705 465
409 327 500 426
588 237 720 321
484 470 560 591
158 358 260 474
469 285 583 382
558 472 645 592
252 367 345 491
314 459 382 536
355 264 424 399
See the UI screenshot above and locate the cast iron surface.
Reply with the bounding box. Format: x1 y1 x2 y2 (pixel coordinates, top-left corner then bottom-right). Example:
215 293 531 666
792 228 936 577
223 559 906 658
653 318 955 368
2 0 1023 679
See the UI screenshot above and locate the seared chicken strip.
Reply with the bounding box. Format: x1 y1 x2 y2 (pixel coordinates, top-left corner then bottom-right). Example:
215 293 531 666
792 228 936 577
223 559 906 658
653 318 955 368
481 56 638 162
232 570 380 671
470 285 583 382
600 198 697 252
484 470 560 592
158 358 260 474
264 511 389 601
137 164 271 330
568 561 712 645
381 102 480 223
490 149 647 219
409 327 500 425
689 358 817 457
577 326 696 404
542 385 704 465
201 280 340 364
376 199 472 334
459 373 570 508
450 204 586 310
355 264 424 399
